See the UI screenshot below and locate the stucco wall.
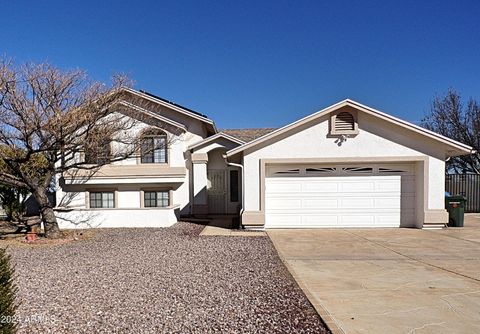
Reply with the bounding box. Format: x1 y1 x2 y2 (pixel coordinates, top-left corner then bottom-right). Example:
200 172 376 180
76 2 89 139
243 112 447 220
56 107 210 218
56 208 178 229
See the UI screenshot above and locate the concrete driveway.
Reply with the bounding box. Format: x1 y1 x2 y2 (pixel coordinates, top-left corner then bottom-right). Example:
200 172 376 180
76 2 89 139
268 215 480 334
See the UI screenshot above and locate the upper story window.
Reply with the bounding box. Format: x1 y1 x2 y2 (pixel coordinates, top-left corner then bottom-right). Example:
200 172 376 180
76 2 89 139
141 129 168 164
84 136 112 165
330 110 359 135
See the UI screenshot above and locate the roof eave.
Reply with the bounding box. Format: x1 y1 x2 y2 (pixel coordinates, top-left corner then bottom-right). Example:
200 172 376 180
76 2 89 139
226 99 474 157
188 132 245 151
122 87 217 133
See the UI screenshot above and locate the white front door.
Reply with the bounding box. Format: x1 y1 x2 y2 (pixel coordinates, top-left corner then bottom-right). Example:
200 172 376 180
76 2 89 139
265 164 415 228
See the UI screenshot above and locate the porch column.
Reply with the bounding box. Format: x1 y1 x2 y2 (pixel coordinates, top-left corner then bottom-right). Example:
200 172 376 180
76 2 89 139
192 153 208 215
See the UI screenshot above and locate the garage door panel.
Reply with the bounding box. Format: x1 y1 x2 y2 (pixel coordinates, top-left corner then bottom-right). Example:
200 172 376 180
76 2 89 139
303 182 339 192
267 214 303 226
374 197 401 208
304 199 339 208
265 172 415 228
375 215 402 226
268 182 302 192
340 197 375 208
302 215 339 226
266 199 303 210
339 181 376 192
376 180 401 192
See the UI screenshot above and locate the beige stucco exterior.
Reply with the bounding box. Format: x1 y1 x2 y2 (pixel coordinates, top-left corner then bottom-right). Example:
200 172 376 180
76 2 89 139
56 94 472 229
233 104 471 228
56 89 217 228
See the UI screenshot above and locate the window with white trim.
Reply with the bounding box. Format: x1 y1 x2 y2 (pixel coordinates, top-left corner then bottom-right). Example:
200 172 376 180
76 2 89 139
144 191 170 207
89 192 115 208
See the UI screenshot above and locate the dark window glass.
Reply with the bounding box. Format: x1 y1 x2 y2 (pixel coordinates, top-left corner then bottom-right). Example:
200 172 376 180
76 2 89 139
144 191 169 207
141 134 167 163
90 192 114 208
230 170 239 202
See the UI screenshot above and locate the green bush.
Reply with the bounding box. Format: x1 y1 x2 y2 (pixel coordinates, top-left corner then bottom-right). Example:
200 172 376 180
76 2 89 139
0 248 17 334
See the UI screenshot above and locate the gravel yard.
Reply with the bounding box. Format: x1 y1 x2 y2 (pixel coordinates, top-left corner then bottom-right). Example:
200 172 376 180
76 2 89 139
6 222 329 333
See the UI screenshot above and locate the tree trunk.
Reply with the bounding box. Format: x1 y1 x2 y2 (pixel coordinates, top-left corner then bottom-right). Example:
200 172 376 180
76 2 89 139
34 190 61 239
41 206 61 238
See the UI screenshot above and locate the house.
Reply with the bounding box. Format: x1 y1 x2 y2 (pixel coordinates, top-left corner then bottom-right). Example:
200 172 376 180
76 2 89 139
55 89 473 229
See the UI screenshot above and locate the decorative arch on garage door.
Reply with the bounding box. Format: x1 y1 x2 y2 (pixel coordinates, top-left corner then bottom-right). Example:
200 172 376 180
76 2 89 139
265 163 415 228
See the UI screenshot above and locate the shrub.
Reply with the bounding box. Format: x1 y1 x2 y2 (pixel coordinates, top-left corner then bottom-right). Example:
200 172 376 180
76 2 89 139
0 248 17 334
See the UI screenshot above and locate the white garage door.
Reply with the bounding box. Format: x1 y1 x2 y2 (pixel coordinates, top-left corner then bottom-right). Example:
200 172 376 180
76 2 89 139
265 164 415 228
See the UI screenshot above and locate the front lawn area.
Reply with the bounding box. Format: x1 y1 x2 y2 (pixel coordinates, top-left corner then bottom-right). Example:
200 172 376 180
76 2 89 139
4 222 328 333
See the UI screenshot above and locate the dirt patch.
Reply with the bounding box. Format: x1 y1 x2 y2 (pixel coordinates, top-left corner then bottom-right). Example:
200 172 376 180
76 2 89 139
0 229 96 248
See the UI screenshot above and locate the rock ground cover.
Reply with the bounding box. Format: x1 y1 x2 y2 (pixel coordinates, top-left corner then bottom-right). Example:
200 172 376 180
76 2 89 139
5 222 329 333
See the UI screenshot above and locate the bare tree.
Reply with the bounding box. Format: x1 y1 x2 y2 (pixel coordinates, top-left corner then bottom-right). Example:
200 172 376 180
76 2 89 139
0 59 142 238
422 88 479 174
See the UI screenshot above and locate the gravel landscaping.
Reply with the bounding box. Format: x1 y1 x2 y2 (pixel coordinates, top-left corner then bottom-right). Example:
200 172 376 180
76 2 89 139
5 222 329 333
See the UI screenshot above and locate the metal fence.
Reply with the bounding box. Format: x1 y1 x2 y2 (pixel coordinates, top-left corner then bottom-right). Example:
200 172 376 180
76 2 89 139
445 174 480 213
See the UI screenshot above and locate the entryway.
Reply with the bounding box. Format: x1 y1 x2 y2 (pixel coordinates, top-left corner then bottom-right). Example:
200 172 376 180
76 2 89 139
207 168 240 215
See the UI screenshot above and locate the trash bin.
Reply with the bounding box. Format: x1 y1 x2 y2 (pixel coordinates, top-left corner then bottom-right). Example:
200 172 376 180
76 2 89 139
445 195 467 227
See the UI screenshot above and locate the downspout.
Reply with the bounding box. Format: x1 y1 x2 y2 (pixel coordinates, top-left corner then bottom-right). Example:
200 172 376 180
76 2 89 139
225 158 245 229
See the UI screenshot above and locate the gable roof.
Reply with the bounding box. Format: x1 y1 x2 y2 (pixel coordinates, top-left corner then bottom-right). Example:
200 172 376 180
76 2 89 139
226 99 474 157
188 132 245 151
138 90 209 118
121 88 217 133
221 128 277 143
116 100 187 132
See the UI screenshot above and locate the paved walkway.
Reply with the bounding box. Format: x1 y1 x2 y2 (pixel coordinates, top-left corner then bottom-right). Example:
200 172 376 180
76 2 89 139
200 225 265 236
268 215 480 334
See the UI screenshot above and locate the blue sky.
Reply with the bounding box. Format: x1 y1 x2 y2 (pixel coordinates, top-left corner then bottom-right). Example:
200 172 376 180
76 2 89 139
2 1 479 129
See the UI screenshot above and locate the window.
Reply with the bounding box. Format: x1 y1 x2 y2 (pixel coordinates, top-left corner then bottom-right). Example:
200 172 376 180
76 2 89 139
378 167 407 174
89 192 115 208
230 170 239 202
144 191 170 207
141 129 167 163
330 111 358 135
274 168 300 175
306 167 336 174
342 167 373 174
84 137 111 165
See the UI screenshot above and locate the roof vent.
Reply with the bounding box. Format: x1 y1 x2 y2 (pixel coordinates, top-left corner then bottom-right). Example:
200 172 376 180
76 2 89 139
335 112 355 131
330 110 358 135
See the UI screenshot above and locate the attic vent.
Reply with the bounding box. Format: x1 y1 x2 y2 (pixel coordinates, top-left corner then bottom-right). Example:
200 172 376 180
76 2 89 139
330 111 358 135
335 112 355 131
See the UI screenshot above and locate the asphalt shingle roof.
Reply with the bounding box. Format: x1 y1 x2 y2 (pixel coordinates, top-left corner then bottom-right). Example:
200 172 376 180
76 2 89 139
221 128 277 143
